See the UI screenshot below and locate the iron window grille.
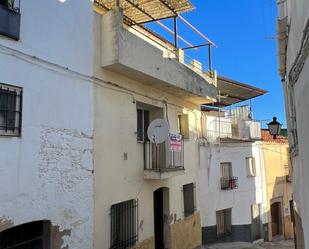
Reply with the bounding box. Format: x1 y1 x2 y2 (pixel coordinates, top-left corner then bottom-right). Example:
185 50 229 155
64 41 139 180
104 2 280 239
0 83 22 136
0 220 51 249
183 183 196 217
220 177 238 190
110 199 138 249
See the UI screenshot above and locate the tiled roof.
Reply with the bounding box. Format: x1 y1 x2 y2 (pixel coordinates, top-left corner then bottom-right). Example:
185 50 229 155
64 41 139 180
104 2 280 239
261 130 288 144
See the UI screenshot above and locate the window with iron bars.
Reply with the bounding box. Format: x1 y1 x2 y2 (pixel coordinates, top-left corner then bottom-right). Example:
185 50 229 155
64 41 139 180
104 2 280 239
110 199 138 249
0 83 22 136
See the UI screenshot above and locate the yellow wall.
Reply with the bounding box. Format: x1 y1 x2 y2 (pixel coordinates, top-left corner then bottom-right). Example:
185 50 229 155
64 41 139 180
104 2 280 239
262 142 294 240
93 11 204 249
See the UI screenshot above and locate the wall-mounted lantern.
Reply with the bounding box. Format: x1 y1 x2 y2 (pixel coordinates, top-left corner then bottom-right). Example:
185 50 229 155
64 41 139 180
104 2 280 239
267 117 282 139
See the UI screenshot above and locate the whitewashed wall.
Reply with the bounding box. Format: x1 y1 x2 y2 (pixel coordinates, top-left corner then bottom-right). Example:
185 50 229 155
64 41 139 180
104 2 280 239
282 0 309 247
0 0 94 248
198 142 268 227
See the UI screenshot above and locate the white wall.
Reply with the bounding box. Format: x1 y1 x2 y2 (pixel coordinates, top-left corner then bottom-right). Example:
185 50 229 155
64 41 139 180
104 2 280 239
0 0 94 248
198 141 268 227
282 0 309 247
0 0 94 75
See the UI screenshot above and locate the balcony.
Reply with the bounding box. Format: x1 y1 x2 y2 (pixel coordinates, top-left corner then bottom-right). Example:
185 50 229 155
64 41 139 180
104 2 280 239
144 140 184 180
0 1 20 40
99 7 217 105
220 177 238 190
204 116 262 142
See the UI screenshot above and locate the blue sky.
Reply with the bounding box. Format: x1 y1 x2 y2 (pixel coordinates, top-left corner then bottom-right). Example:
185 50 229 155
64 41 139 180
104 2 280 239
147 0 286 127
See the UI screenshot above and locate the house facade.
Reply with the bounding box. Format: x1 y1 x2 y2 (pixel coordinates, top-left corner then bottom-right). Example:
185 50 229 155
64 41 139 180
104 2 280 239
199 105 268 244
261 130 294 241
0 0 218 248
276 0 309 248
93 5 218 249
0 0 95 248
0 0 271 248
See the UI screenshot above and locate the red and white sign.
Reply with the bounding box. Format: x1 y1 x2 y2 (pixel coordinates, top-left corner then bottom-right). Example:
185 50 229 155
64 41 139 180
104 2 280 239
169 134 183 152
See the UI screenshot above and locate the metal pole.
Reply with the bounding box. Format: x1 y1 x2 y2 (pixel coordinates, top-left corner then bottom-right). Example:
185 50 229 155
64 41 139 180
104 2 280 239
208 45 212 72
174 16 178 48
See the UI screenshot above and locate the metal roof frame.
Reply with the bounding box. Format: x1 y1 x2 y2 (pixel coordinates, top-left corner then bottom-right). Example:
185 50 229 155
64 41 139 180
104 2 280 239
212 76 267 107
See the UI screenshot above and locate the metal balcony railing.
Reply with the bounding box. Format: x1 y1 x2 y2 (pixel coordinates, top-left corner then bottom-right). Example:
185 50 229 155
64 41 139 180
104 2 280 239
0 0 21 40
204 116 262 142
220 177 238 190
144 139 184 172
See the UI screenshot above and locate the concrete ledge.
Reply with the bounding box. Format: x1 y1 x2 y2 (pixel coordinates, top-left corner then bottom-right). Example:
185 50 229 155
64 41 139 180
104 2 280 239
144 169 185 180
100 8 217 105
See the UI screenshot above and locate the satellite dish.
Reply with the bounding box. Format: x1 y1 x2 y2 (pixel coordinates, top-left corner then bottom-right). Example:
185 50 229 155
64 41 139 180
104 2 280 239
147 119 169 144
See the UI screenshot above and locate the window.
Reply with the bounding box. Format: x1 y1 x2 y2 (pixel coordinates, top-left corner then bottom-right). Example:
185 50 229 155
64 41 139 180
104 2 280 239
178 114 189 139
183 183 195 217
216 208 232 237
0 0 20 40
220 162 238 190
246 157 256 177
0 220 51 249
221 162 232 178
0 84 22 136
137 108 149 142
110 199 138 249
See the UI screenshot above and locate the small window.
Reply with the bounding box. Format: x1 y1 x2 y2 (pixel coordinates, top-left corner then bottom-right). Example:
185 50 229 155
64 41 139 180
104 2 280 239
216 208 232 237
137 108 149 142
0 84 22 136
183 183 195 217
221 162 232 178
110 199 138 249
178 114 189 139
0 220 51 249
246 157 256 177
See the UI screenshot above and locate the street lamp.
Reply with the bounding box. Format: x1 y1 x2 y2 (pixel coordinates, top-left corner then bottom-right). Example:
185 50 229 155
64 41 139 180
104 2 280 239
267 117 282 139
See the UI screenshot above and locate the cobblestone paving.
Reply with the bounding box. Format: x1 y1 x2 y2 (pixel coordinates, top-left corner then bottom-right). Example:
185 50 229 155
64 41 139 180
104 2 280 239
201 239 295 249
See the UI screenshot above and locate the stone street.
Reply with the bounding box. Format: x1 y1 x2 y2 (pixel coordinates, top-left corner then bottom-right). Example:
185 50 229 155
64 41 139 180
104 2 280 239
201 239 295 249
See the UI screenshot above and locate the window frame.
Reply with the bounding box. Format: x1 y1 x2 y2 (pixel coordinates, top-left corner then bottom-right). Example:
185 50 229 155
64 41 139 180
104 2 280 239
246 157 256 177
216 208 232 237
110 199 139 249
178 113 189 139
220 162 232 178
183 183 196 218
136 108 149 142
0 83 22 137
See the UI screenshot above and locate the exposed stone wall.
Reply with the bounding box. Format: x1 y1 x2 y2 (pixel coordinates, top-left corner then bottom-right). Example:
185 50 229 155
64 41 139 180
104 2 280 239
0 127 94 249
170 211 202 249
